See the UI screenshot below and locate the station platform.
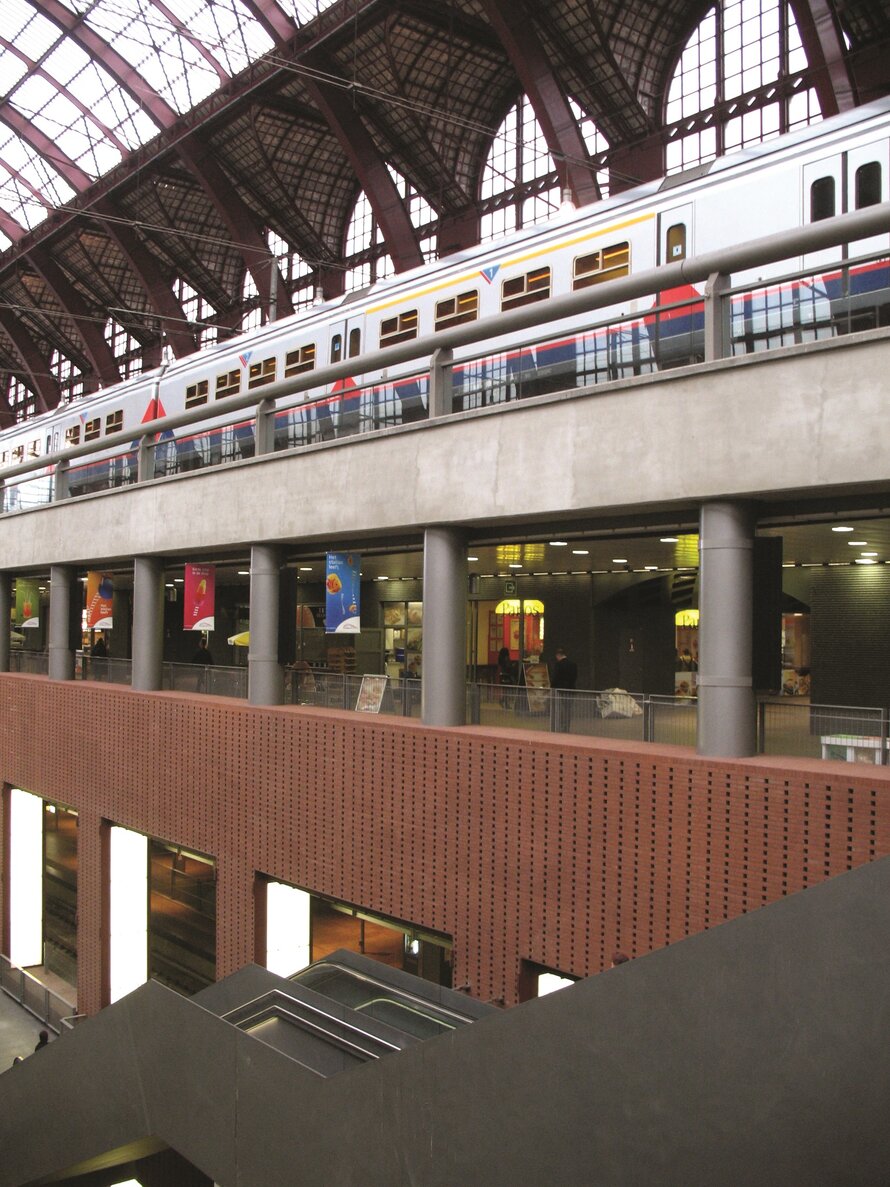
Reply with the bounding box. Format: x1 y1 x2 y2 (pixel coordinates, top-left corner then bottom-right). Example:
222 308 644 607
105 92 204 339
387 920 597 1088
0 989 51 1071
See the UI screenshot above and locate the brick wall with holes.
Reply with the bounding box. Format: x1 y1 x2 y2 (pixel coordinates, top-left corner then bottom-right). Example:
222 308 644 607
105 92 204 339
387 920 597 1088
1 673 888 1014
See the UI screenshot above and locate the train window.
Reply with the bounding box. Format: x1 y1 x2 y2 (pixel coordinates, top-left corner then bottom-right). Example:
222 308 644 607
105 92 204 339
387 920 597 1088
248 357 276 390
330 334 343 364
216 370 240 399
186 379 209 408
501 267 551 311
573 241 631 290
84 418 101 441
855 162 882 209
284 344 316 377
810 176 835 221
12 444 24 463
65 425 80 447
349 327 361 358
105 410 123 435
435 290 479 330
666 224 686 261
380 310 419 347
27 440 39 458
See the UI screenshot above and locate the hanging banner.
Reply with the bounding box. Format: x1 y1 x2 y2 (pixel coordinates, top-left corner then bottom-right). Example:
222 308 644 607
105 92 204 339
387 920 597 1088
184 564 216 631
86 572 114 629
325 552 360 633
15 577 40 629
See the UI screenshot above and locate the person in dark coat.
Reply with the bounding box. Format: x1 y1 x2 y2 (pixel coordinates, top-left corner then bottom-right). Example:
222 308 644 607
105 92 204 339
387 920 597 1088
34 1030 49 1052
551 647 578 733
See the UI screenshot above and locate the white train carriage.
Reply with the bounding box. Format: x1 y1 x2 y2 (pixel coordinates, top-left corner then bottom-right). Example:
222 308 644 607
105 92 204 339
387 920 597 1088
1 95 888 505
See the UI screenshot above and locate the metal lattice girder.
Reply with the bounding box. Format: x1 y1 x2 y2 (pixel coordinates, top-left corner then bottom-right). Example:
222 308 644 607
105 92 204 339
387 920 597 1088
789 0 856 114
298 48 424 272
27 247 120 387
93 200 198 359
0 307 59 416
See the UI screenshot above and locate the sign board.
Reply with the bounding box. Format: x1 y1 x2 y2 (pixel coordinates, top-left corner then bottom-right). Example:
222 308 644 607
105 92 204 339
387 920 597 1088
355 674 388 714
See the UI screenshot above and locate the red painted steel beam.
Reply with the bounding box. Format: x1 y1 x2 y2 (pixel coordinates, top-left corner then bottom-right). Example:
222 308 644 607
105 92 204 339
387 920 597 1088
239 0 296 43
93 200 199 359
788 0 856 114
299 51 423 272
0 307 62 415
478 0 600 207
0 103 93 193
176 139 293 318
27 247 121 387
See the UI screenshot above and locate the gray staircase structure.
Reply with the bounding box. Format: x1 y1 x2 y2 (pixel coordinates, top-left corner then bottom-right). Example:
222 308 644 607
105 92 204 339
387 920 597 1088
2 865 890 1185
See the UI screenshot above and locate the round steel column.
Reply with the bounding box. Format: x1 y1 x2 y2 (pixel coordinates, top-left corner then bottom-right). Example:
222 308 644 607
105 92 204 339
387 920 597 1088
249 544 284 706
421 526 467 727
697 501 756 757
0 573 10 672
48 565 75 682
132 557 164 691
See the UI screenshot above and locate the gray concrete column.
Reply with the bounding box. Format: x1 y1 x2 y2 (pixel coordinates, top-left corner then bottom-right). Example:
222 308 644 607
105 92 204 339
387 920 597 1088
249 544 284 706
132 556 164 691
697 501 756 757
48 565 76 681
0 573 10 672
421 527 467 727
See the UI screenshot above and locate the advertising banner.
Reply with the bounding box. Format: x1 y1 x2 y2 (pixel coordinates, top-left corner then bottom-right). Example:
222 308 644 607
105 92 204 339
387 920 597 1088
184 564 216 631
15 577 40 629
86 572 114 629
325 552 360 633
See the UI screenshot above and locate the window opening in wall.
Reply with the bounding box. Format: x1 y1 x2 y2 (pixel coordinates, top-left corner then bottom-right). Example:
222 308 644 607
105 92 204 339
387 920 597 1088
665 0 822 174
43 802 78 994
855 162 882 209
148 839 216 996
810 175 836 221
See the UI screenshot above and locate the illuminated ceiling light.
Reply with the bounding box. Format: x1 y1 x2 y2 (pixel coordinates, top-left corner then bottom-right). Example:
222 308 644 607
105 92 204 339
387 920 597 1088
299 566 313 571
467 555 478 562
377 575 389 581
238 570 250 576
831 525 854 532
572 549 589 555
861 551 878 557
174 578 184 583
847 540 868 546
549 540 568 547
509 563 522 569
612 558 628 564
644 565 658 570
660 536 678 543
855 558 877 565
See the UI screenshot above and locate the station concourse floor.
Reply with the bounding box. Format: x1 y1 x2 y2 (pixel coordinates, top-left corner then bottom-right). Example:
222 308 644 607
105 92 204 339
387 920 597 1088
0 988 52 1071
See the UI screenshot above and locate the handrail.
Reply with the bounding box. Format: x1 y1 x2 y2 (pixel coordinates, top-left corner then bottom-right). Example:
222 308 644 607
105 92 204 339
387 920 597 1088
1 201 888 487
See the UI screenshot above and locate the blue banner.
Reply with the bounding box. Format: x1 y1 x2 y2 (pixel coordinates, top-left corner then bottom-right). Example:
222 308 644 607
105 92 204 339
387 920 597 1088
325 552 361 633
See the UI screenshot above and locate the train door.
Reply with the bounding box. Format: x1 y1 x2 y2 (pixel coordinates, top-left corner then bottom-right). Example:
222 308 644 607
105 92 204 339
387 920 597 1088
802 154 843 268
324 314 364 438
651 204 702 366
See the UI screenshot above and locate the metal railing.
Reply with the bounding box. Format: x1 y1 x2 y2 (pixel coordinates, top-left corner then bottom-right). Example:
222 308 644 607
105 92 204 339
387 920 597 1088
5 656 889 763
0 954 76 1035
1 203 888 513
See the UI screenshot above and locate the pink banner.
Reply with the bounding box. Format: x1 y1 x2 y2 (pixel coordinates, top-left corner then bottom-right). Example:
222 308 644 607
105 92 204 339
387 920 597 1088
184 564 215 631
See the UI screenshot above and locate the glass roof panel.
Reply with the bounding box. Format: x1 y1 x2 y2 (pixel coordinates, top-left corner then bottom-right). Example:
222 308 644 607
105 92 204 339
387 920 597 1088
0 0 279 235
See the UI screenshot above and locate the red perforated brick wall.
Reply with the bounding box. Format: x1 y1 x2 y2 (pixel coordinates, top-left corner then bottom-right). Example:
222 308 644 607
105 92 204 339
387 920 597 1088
1 673 888 1014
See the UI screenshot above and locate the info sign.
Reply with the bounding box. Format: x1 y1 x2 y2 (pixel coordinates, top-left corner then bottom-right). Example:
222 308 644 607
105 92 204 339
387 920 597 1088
86 572 114 629
325 552 360 633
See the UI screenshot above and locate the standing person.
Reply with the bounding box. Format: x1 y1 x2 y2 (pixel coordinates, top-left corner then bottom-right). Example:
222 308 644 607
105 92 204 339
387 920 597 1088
551 647 578 733
34 1030 49 1052
90 633 108 680
191 636 214 692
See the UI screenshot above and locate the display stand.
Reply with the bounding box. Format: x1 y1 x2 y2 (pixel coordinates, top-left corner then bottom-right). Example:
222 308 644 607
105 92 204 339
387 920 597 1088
355 674 388 713
522 661 551 713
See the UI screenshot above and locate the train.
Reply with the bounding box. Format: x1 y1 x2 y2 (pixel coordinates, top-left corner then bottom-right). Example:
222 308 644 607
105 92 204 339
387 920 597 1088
1 95 889 509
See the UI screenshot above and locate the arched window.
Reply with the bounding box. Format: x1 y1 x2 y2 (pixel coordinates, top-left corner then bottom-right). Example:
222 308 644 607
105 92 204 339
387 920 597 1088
480 95 608 243
6 375 36 422
268 229 315 311
343 168 432 292
104 318 143 380
49 350 83 405
665 0 821 174
174 278 218 347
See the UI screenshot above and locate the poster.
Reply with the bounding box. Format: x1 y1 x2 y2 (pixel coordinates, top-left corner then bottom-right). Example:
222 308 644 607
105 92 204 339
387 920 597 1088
86 572 113 629
355 674 387 713
325 552 360 633
523 661 551 713
184 564 215 631
15 577 40 629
